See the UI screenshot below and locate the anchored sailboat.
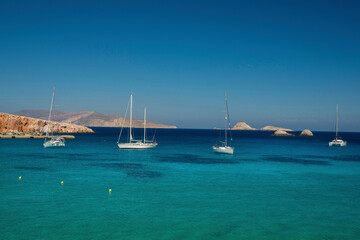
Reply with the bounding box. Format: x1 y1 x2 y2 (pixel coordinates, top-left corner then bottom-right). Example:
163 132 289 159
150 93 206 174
117 93 157 149
213 92 234 154
329 104 347 147
43 87 65 148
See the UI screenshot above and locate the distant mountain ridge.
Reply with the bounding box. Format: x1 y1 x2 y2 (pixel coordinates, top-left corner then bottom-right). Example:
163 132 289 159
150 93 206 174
14 110 177 129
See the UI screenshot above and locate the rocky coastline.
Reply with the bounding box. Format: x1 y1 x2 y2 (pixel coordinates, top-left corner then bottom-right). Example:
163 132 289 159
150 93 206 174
0 112 94 134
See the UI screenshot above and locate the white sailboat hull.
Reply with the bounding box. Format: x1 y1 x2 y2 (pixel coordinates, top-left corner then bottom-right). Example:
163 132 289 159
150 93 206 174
117 142 157 149
329 139 347 147
43 137 65 148
213 146 234 155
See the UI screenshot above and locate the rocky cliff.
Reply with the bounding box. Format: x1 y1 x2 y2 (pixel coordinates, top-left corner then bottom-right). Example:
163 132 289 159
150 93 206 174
14 110 177 129
260 126 294 131
232 122 257 130
0 112 94 133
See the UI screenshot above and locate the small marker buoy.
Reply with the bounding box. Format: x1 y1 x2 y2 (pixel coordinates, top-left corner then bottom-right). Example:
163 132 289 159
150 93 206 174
109 189 112 194
61 181 63 185
19 176 21 180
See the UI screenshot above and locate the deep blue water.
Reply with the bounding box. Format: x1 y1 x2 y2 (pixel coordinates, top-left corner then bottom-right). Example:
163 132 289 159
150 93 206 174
1 128 360 239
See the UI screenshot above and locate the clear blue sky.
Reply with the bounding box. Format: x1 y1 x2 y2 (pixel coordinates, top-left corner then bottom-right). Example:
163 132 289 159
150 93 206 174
1 0 359 130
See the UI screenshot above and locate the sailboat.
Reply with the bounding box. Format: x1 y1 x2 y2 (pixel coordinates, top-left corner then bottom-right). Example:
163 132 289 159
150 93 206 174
117 93 157 149
329 104 347 147
213 92 234 154
43 87 65 148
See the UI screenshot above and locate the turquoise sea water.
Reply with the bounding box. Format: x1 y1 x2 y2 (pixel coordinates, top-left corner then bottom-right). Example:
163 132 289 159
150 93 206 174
1 128 360 240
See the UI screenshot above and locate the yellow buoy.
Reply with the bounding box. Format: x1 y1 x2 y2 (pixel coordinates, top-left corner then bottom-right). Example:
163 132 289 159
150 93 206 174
19 176 21 180
109 189 112 193
61 181 64 185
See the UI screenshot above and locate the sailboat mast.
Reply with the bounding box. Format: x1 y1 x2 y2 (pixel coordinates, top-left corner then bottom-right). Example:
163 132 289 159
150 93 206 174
336 104 339 138
224 91 227 147
144 107 146 143
129 94 133 142
45 87 55 140
50 87 56 137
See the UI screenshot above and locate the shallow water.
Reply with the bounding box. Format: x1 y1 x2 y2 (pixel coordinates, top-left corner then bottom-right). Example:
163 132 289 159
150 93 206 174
1 128 360 239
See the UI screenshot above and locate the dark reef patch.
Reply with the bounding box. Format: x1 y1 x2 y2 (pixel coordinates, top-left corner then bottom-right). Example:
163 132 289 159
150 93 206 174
15 153 96 161
302 155 360 162
157 153 240 164
92 162 162 178
262 155 331 166
330 155 360 162
92 162 146 169
15 166 48 171
63 153 94 161
17 153 58 159
301 155 331 160
127 170 162 178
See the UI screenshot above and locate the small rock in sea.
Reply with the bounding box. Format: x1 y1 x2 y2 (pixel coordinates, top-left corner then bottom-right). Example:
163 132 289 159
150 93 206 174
232 122 257 130
272 130 295 136
300 129 313 136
